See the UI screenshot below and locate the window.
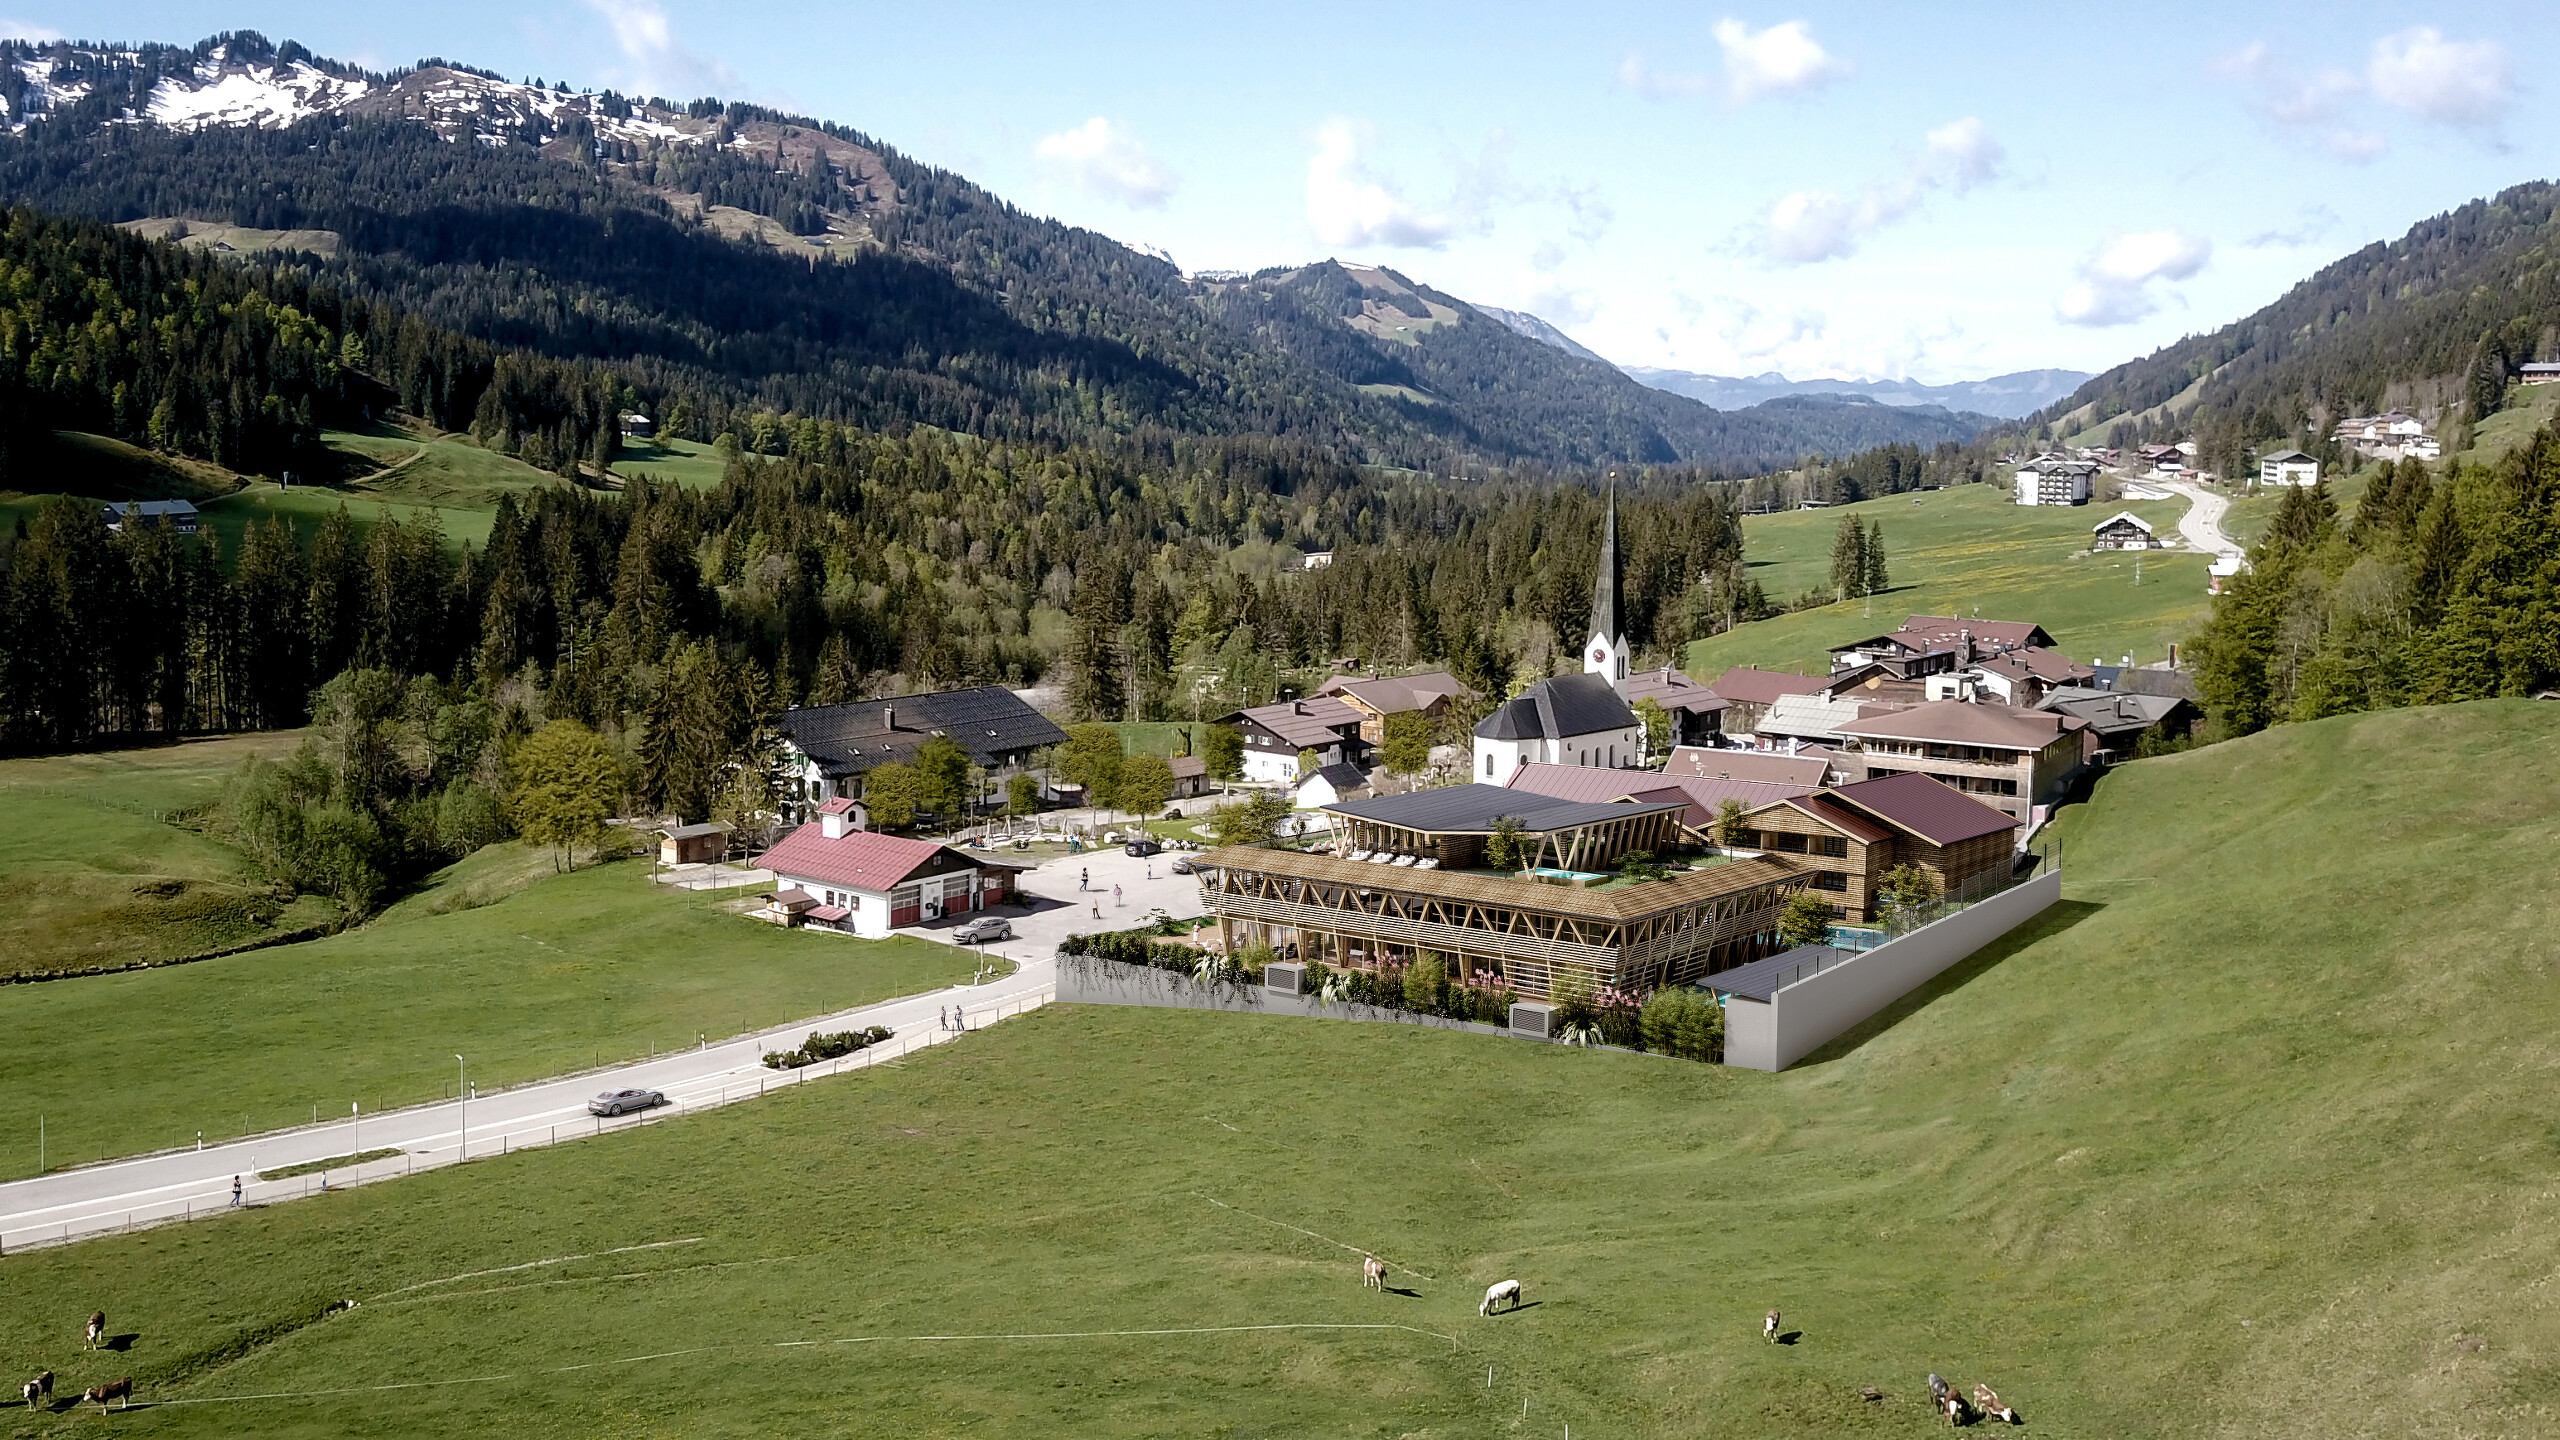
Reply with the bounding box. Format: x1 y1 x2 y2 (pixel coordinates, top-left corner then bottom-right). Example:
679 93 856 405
890 885 921 910
1765 832 1808 853
1484 752 1495 776
1810 870 1849 891
1810 835 1847 858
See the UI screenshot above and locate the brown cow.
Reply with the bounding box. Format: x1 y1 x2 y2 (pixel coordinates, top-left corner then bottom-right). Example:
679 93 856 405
1361 1254 1386 1290
1972 1383 2016 1424
84 1311 104 1350
1764 1308 1781 1342
85 1378 131 1410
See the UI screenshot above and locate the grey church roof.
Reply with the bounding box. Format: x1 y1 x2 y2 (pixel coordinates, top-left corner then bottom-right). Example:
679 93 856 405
1474 672 1638 742
1589 483 1622 647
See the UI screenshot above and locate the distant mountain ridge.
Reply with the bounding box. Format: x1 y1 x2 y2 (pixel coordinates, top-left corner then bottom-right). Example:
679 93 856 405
1624 367 2089 420
0 31 1996 471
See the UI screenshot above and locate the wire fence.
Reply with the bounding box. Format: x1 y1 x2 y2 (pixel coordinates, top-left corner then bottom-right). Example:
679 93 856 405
0 985 1056 1257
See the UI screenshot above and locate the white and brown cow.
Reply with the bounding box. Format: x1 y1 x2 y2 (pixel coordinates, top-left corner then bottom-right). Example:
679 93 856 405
21 1371 52 1407
1972 1383 2016 1423
84 1311 104 1350
1764 1308 1781 1342
1361 1255 1386 1290
85 1378 131 1411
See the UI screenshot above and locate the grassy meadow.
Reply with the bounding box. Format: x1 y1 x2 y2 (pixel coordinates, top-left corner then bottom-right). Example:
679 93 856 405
608 435 733 488
0 858 976 1176
1686 483 2208 677
0 733 339 978
2 701 2555 1437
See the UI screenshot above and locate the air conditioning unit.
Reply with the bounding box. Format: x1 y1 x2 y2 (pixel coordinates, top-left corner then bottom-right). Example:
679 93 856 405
1508 1001 1557 1040
1264 961 1305 996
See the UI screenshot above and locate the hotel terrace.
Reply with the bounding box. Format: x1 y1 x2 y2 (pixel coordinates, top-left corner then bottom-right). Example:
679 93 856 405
1194 785 1808 1002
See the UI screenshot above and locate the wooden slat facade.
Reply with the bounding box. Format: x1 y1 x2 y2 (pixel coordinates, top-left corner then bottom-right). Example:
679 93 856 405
1196 846 1807 1001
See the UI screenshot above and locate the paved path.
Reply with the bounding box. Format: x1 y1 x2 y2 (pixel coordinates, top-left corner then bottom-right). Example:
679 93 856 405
0 837 1216 1254
2165 480 2246 559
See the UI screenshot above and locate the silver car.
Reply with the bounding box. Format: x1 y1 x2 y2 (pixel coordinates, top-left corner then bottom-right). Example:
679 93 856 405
953 916 1013 944
588 1087 665 1116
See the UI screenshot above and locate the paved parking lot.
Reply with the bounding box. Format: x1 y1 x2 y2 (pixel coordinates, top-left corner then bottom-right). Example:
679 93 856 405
896 842 1213 959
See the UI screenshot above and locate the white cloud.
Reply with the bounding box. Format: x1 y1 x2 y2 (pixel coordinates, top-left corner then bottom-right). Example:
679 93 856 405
583 0 738 95
2055 230 2211 327
1924 117 2005 192
2368 27 2511 129
2217 41 2386 160
1034 118 1174 208
1305 120 1451 250
1717 296 1828 360
0 18 63 41
1526 283 1600 327
2244 204 2341 250
1713 18 1848 104
1616 50 1711 98
1756 116 2002 264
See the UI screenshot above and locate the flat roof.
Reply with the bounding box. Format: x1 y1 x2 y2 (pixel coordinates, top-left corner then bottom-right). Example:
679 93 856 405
1325 783 1684 835
1699 945 1855 1002
1197 844 1804 923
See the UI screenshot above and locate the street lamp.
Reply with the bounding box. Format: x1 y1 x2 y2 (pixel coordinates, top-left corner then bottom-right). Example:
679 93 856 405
455 1055 466 1160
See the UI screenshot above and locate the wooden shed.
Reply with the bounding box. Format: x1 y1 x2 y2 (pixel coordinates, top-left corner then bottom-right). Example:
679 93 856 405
657 820 733 865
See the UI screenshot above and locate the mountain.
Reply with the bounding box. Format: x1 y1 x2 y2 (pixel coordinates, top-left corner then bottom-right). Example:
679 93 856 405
0 32 1987 472
1624 366 2089 420
1472 304 1612 365
2028 180 2560 468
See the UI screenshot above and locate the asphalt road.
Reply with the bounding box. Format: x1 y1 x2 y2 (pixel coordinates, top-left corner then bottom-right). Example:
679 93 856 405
0 844 1217 1252
2165 480 2246 559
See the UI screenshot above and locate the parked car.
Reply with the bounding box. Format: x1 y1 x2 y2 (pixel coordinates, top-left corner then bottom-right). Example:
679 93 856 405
1169 856 1194 875
953 916 1013 944
1124 837 1161 857
589 1087 665 1117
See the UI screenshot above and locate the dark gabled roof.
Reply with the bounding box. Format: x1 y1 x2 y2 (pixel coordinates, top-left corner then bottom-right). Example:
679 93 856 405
779 686 1067 777
2040 688 2195 736
1167 755 1207 779
1222 696 1369 749
1306 762 1368 792
1326 782 1681 836
1706 667 1829 707
1828 772 2018 846
1622 666 1727 714
1474 672 1637 741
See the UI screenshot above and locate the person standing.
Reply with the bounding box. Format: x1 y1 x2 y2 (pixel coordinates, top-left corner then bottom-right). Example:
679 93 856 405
1080 868 1089 892
939 1005 949 1032
231 1175 242 1207
953 1005 965 1032
1113 883 1123 907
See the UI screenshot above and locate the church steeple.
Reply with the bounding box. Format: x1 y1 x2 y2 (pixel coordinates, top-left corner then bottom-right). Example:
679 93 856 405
1585 480 1630 693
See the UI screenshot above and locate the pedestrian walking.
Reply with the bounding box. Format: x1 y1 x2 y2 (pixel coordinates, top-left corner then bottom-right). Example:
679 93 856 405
1091 900 1101 919
231 1175 242 1207
953 1005 965 1031
939 1005 949 1032
1113 883 1123 906
1080 868 1089 892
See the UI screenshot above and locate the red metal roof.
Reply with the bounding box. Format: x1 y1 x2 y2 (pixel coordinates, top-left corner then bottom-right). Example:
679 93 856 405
1706 666 1828 707
817 797 857 816
1663 746 1833 786
1787 793 1898 844
1827 772 2018 846
757 824 951 894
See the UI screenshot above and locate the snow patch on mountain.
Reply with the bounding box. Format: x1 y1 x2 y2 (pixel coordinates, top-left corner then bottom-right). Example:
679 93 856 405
147 61 374 129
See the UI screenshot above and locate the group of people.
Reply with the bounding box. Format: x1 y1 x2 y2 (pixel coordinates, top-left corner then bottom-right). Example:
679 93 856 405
1077 868 1125 920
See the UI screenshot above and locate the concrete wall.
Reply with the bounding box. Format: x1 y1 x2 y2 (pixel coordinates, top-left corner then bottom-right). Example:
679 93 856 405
1057 956 1509 1038
1723 869 2060 1072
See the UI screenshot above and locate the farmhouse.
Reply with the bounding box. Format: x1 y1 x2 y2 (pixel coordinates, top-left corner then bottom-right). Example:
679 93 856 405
756 799 1025 937
2091 511 2162 549
2257 449 2319 488
1735 773 2019 923
1620 665 1729 747
2522 362 2560 385
2039 686 2201 760
1167 755 1211 799
778 686 1067 820
1831 699 2095 822
1704 666 1828 733
2333 411 2441 460
1197 787 1807 1000
1220 697 1371 786
1294 761 1372 809
1312 669 1474 743
100 499 199 533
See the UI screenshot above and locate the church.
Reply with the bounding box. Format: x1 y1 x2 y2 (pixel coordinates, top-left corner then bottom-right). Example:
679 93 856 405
1470 487 1646 779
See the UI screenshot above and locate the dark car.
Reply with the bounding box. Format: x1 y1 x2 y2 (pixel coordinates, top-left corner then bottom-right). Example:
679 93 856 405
588 1087 666 1117
1124 837 1161 857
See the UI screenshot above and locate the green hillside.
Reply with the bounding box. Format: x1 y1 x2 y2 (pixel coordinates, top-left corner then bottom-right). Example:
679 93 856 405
6 701 2554 1436
1686 484 2208 676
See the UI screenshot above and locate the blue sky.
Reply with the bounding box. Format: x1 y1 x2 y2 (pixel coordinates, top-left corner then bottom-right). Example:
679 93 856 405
40 1 2560 383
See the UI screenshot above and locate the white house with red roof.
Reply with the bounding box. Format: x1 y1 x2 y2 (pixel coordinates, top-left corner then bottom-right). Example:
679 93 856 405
755 799 1025 938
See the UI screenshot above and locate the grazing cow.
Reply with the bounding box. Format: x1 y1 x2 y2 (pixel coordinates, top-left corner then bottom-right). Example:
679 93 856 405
1972 1383 2016 1424
85 1310 105 1350
1479 1279 1522 1316
1764 1308 1781 1342
1941 1388 1968 1426
1361 1255 1386 1290
1928 1373 1951 1404
1858 1386 1884 1403
23 1371 53 1406
85 1378 131 1410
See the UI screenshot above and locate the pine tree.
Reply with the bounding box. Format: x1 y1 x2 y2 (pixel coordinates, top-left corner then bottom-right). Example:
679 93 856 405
1828 513 1868 601
1862 519 1888 596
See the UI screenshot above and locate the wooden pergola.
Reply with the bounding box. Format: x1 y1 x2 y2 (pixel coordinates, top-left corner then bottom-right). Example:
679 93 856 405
1196 846 1808 1001
1327 800 1685 873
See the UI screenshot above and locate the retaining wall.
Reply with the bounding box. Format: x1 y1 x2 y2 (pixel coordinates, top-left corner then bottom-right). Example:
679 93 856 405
1057 956 1513 1038
1723 869 2061 1072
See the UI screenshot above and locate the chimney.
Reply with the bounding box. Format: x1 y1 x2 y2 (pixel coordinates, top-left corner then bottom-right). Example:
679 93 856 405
883 704 896 730
1960 628 1974 664
821 808 847 840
